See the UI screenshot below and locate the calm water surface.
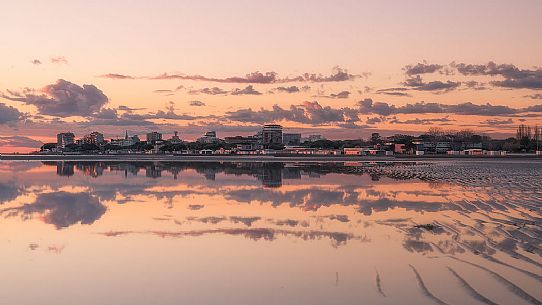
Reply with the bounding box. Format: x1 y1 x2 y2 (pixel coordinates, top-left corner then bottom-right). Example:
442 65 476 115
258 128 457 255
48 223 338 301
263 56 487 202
1 160 541 305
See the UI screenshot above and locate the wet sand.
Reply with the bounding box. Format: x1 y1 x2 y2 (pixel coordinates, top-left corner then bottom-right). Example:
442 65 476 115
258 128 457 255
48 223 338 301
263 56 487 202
0 160 540 305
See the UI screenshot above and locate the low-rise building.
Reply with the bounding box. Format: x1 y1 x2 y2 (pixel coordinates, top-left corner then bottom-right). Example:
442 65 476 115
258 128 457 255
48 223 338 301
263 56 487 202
394 143 406 154
302 134 324 143
344 147 365 155
413 140 451 153
430 142 452 153
283 133 301 145
464 149 483 155
197 131 219 144
283 147 316 155
314 149 342 155
368 149 386 156
485 150 507 156
170 131 182 143
451 142 483 151
225 135 258 146
111 131 140 147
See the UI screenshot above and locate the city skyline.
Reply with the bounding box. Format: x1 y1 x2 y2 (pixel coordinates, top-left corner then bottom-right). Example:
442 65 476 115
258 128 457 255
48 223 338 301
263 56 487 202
2 0 542 153
34 121 539 158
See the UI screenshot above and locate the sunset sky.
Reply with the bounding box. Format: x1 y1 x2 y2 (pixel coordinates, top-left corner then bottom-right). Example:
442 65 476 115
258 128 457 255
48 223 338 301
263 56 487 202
1 0 542 152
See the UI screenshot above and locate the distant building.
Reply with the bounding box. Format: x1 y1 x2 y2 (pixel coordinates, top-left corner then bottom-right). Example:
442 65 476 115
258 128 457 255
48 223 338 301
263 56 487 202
146 131 162 144
81 131 104 145
57 132 75 149
205 131 216 138
394 144 406 154
452 142 483 151
302 134 324 143
464 149 483 155
344 147 365 155
283 133 301 146
224 136 258 144
170 131 182 143
111 131 140 147
225 135 259 151
413 140 451 153
197 131 219 144
262 124 283 144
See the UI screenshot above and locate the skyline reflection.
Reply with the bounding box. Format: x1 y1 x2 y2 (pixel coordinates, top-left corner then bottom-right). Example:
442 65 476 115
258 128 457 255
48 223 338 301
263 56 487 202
0 160 541 305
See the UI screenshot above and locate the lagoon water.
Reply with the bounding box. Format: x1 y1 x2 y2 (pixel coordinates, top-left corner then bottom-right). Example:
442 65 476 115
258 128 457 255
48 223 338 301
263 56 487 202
0 160 541 305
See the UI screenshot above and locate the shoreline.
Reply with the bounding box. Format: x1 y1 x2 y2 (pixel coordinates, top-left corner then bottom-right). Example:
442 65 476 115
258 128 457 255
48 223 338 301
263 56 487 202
0 154 540 162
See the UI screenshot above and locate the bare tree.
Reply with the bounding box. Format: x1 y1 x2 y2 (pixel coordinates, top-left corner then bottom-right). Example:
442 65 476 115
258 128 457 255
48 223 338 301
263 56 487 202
427 127 445 140
455 129 474 141
516 124 531 140
535 125 541 151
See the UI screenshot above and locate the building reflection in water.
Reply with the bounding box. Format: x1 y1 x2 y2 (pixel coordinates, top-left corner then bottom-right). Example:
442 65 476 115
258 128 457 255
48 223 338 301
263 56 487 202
37 161 542 263
52 161 74 177
0 160 540 305
49 161 307 187
47 161 431 188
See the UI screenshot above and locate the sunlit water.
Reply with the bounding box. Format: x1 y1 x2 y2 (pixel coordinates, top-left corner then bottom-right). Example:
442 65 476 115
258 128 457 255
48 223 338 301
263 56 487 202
1 160 541 305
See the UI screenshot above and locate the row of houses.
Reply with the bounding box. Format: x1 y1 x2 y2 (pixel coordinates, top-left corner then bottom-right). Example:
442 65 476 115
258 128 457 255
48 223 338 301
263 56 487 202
412 140 484 153
157 147 508 157
446 149 507 156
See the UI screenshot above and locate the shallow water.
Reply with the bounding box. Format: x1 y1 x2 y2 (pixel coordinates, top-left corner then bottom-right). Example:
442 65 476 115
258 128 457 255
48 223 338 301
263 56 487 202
0 160 541 305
